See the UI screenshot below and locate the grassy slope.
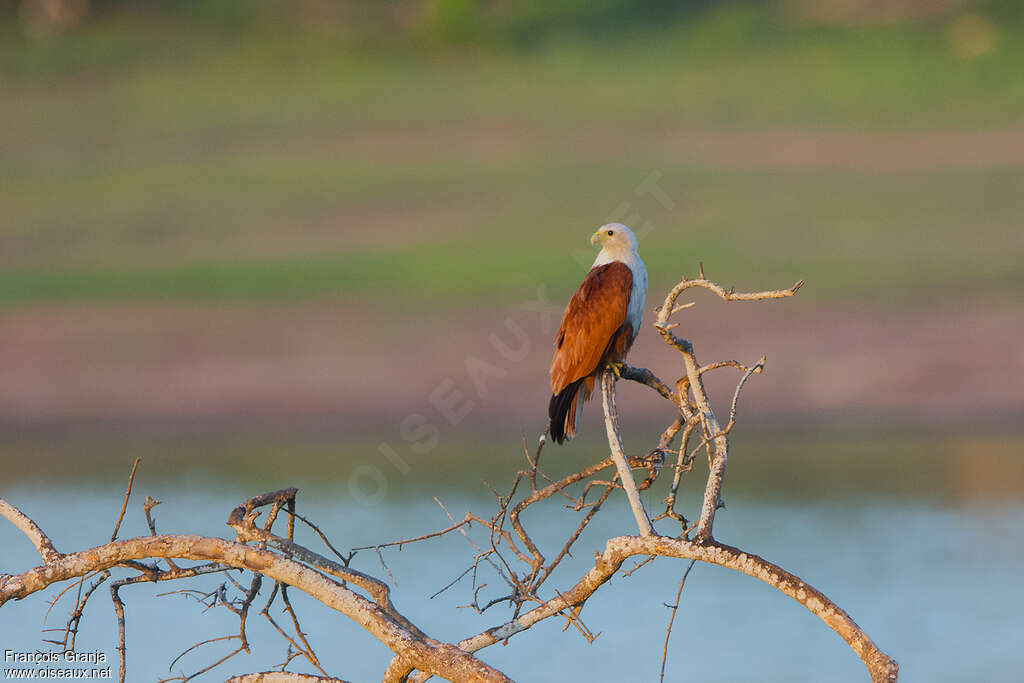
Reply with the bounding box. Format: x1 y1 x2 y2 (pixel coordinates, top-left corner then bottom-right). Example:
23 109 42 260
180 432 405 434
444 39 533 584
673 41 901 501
2 4 1023 307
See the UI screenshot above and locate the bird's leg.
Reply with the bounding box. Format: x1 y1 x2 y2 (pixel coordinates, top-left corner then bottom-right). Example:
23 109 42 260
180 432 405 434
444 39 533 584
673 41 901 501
607 361 625 378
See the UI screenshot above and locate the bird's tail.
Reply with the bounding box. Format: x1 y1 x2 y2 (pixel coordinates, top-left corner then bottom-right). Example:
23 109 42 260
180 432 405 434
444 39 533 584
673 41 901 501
548 376 593 444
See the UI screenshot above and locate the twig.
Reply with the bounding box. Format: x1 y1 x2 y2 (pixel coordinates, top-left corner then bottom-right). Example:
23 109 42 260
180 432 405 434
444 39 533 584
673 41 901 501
144 496 161 535
429 561 479 600
660 560 697 682
290 511 352 565
110 457 141 543
351 514 472 552
434 498 516 591
110 582 128 683
259 583 329 677
375 547 397 586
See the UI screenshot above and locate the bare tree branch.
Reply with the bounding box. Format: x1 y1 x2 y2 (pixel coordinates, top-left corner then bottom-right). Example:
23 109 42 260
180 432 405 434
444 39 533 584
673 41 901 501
600 369 653 536
432 535 896 683
0 499 61 563
0 268 899 683
0 528 509 683
653 273 801 542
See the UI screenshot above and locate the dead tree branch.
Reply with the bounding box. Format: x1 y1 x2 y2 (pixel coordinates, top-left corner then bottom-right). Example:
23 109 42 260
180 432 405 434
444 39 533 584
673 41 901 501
651 271 802 542
0 499 61 564
403 535 896 683
0 494 511 683
601 368 653 536
0 269 898 683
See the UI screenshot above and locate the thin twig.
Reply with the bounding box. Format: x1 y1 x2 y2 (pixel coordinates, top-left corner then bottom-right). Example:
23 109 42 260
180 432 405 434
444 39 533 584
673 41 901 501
660 560 697 682
110 457 141 543
351 514 472 552
435 498 516 591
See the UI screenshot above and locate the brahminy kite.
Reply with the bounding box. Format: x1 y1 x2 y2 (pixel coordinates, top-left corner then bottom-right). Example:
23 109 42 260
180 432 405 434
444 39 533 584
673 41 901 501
548 224 647 443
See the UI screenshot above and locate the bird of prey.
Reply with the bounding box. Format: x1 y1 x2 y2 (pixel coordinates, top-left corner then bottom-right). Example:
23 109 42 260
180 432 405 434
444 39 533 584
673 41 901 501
548 223 647 443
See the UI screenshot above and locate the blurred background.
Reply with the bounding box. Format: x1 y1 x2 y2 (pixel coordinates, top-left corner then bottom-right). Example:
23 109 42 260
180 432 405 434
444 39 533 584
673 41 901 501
1 1 1022 681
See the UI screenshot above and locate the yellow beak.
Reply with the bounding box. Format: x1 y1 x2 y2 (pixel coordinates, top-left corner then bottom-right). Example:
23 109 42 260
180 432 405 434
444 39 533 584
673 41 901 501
590 231 602 247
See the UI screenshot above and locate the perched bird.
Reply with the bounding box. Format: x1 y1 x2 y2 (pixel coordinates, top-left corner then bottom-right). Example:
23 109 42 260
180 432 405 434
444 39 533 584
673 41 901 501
548 224 647 443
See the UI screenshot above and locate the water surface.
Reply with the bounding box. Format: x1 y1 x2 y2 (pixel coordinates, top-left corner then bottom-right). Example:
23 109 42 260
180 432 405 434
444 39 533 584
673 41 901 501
2 479 1021 682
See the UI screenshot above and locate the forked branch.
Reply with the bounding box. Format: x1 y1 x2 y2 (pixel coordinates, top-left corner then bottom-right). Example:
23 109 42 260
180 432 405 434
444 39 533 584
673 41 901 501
650 270 802 542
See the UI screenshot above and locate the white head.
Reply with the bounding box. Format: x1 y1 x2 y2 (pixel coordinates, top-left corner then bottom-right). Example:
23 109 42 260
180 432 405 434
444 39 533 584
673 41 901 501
590 223 639 260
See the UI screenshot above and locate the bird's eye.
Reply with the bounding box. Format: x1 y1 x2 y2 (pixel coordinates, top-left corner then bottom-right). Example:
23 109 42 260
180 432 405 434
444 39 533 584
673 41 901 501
606 230 614 236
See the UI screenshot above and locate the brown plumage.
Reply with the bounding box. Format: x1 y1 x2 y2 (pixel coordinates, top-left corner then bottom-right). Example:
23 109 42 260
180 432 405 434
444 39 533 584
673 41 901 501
548 261 636 443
